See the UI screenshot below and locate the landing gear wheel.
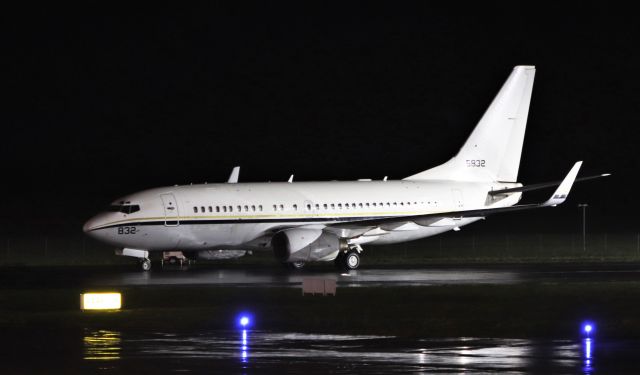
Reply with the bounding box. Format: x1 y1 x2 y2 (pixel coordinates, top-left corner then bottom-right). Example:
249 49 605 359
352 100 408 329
141 258 152 271
345 251 360 270
335 250 360 270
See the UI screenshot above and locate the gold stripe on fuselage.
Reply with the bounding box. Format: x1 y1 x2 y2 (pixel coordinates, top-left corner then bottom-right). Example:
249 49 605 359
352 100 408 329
90 210 438 231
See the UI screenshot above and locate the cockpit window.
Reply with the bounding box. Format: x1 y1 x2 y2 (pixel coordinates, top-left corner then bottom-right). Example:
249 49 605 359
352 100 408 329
107 204 140 214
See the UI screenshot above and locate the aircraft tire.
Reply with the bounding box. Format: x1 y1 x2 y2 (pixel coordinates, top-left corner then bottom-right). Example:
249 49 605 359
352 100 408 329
344 251 360 270
335 250 360 270
141 258 152 271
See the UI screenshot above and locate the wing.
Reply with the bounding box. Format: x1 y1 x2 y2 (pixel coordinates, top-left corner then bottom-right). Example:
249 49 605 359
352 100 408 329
326 161 585 238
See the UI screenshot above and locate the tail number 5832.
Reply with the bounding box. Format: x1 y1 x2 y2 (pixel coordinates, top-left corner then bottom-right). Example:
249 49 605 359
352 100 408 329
466 159 486 167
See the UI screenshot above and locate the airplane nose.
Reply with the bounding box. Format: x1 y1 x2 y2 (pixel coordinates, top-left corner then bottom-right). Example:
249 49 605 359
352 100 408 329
83 215 102 234
83 218 94 233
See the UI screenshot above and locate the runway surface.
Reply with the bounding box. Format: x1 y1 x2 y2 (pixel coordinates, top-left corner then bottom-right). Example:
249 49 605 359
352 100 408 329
81 263 640 288
7 327 637 374
20 330 634 374
93 267 520 287
3 263 640 373
3 263 640 289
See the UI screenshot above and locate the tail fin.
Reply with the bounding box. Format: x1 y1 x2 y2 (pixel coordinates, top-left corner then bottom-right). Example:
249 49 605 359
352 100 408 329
405 65 536 182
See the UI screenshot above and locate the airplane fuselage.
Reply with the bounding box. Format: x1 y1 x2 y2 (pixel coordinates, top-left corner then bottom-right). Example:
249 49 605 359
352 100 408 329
84 180 521 252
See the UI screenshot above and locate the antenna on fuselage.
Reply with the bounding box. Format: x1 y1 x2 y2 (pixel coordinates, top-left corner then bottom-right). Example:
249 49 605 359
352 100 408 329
227 166 240 183
288 174 294 183
383 176 388 181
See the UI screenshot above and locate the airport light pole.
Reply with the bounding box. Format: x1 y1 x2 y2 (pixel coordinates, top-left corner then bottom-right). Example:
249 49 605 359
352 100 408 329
578 204 588 253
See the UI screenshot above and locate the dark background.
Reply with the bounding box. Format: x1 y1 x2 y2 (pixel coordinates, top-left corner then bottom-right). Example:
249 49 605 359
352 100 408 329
4 3 637 236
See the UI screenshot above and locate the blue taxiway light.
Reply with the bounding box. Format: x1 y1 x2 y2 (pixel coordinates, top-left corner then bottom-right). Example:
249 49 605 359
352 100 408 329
584 324 592 333
240 317 250 327
582 322 594 336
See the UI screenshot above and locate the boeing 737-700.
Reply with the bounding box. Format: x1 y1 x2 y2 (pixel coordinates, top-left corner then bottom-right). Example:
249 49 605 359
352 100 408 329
83 66 608 271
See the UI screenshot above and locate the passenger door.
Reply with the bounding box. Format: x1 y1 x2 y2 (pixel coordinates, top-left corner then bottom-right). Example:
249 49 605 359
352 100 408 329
160 193 180 226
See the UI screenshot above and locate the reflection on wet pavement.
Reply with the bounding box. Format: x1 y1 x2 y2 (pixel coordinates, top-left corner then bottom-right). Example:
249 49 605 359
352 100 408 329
84 330 121 360
80 329 622 373
95 268 522 288
88 266 640 289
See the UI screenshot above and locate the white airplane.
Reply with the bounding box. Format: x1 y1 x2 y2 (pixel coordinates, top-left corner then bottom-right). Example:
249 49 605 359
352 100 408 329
83 66 608 271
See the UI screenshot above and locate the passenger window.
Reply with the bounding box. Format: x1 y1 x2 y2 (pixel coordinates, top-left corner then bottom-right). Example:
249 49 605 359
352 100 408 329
244 205 249 212
223 206 227 213
338 203 342 209
229 206 233 212
273 204 277 211
208 206 212 212
216 206 220 212
331 204 335 209
324 204 328 209
279 204 284 210
193 207 197 213
293 204 298 211
314 204 319 210
251 205 256 212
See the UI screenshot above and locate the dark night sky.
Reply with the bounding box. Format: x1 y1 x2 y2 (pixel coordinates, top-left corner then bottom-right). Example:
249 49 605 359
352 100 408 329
4 3 638 235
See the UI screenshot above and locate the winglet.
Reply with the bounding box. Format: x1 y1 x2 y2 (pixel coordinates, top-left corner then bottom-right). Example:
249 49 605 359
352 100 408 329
543 161 583 207
227 166 240 183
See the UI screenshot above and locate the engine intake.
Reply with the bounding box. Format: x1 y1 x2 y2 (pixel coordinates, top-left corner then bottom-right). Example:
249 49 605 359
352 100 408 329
272 229 344 262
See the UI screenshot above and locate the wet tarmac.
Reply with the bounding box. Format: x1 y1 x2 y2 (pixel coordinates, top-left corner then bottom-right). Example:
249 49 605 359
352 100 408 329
87 263 640 288
4 328 637 374
4 263 640 290
3 264 640 373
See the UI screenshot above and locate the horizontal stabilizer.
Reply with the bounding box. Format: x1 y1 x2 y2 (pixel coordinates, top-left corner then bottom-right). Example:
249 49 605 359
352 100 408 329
488 173 610 196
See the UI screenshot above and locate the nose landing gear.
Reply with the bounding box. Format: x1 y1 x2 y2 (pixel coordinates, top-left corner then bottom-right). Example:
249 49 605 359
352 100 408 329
140 258 152 271
115 248 152 271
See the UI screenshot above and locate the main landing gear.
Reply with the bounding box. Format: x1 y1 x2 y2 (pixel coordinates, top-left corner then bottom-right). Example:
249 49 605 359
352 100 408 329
280 244 363 271
334 245 362 271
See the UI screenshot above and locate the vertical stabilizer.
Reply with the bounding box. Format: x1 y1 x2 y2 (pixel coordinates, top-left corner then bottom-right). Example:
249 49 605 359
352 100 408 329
405 65 536 182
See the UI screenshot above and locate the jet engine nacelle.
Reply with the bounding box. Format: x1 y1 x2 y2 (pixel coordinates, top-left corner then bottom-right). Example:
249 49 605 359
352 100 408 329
272 228 344 262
